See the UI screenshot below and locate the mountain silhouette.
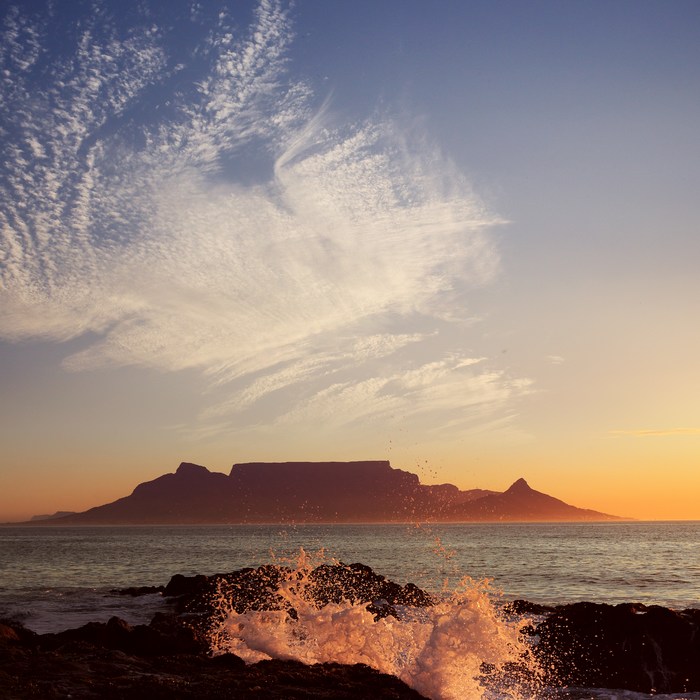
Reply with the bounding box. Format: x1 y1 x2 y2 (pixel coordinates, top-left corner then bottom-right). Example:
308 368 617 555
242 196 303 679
446 477 617 521
36 461 621 524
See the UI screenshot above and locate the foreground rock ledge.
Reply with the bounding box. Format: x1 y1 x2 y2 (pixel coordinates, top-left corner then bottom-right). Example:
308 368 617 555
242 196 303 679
2 563 699 697
533 601 700 693
0 616 426 699
1 563 434 699
161 562 700 693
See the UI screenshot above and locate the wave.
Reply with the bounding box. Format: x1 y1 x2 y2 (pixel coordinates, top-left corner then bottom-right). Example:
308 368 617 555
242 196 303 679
207 549 542 700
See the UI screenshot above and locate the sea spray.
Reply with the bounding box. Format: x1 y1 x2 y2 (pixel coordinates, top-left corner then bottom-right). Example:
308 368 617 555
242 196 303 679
208 549 543 700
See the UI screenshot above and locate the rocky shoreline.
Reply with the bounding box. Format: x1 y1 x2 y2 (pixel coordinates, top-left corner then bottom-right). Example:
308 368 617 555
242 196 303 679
2 563 699 698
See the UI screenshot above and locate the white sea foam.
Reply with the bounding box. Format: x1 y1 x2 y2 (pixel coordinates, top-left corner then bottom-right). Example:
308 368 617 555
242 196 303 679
210 549 541 700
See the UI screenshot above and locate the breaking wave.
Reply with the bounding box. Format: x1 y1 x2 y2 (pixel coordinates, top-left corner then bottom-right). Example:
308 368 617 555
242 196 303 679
208 549 543 700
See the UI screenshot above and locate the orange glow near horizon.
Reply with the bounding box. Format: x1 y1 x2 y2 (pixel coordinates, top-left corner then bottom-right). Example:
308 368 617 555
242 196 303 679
3 446 699 523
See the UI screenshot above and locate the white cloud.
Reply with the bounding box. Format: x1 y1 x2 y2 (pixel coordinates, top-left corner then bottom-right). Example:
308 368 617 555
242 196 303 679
273 356 533 437
610 429 700 438
0 0 529 440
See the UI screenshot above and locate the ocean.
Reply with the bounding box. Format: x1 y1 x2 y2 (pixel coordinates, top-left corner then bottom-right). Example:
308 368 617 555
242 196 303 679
1 521 699 699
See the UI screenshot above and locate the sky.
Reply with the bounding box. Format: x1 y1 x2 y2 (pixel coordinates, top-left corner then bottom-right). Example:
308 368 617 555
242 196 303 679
1 0 699 522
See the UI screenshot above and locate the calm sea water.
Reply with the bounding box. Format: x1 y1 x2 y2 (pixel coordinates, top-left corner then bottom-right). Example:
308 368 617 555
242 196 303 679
1 521 698 633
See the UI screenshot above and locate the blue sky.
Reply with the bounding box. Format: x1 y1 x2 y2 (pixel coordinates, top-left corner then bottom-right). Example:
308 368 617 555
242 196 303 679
1 0 699 520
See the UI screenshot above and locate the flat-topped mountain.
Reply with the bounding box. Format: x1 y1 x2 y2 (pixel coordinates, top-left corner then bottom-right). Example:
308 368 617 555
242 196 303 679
33 460 621 524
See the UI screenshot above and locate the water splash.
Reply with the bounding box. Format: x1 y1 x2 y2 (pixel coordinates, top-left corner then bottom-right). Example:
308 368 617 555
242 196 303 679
208 549 543 700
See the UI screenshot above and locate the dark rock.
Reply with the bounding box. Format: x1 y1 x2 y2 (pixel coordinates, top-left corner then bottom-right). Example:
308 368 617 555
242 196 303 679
208 651 247 669
164 561 435 630
0 621 21 642
502 599 555 616
165 565 290 622
243 659 427 698
111 584 165 596
6 558 700 698
35 613 209 658
306 562 434 612
0 618 37 646
164 573 210 598
0 618 426 699
534 601 700 692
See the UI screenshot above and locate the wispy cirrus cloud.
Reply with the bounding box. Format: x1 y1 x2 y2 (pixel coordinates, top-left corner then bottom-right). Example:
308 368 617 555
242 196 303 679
0 0 528 439
278 359 533 434
610 429 700 438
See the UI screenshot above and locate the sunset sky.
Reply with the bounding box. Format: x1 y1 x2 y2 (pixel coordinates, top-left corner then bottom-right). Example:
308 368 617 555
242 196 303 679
1 0 699 522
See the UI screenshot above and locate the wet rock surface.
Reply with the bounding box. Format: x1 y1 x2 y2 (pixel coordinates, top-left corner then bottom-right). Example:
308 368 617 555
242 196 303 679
164 561 434 625
2 562 700 697
1 562 433 699
0 616 426 699
533 601 700 693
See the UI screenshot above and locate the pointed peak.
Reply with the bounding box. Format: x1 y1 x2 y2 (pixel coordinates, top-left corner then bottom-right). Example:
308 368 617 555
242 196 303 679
506 477 531 493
